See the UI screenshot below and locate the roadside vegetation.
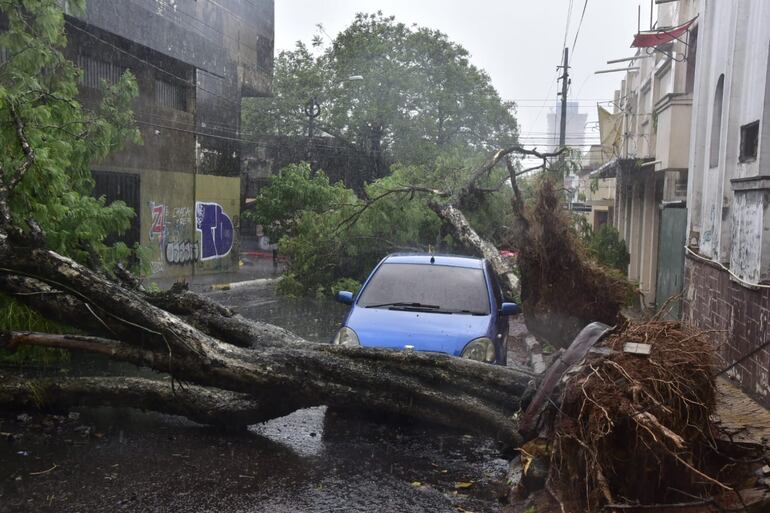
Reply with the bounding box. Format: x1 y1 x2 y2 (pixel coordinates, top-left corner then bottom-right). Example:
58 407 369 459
0 0 142 363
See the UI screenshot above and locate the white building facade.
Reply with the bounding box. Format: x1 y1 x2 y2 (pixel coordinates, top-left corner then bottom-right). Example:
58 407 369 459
684 0 770 406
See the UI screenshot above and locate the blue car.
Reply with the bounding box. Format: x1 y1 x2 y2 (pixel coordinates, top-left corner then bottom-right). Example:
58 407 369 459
333 253 520 365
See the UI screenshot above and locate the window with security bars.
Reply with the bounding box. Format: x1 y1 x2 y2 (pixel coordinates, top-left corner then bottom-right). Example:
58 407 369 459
77 54 125 89
154 78 187 111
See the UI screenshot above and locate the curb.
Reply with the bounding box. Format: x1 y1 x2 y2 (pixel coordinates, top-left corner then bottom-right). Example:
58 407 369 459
210 277 278 291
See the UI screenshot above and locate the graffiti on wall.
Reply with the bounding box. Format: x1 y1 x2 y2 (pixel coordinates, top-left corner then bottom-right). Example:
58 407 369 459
150 203 166 240
147 201 235 273
165 240 199 265
195 201 234 260
172 207 192 227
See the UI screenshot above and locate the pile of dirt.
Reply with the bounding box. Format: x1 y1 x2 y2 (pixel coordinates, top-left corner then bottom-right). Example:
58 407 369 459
515 178 634 348
546 320 743 511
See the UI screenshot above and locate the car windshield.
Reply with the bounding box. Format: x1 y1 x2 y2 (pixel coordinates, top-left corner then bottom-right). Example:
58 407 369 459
357 263 490 315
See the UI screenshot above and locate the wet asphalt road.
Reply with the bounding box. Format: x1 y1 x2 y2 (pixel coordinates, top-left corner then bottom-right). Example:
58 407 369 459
0 280 516 513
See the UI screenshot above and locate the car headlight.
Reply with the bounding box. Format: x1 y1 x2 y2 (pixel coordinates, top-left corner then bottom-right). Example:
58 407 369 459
333 327 360 347
461 337 496 363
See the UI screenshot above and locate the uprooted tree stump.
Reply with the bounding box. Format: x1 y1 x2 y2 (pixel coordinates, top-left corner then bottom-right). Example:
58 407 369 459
513 320 770 513
508 172 634 349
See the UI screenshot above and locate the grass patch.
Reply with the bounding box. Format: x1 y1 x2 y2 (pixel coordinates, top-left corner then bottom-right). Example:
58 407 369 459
0 292 73 367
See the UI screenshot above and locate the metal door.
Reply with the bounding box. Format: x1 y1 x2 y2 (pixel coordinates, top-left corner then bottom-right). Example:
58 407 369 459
655 204 687 319
92 170 141 247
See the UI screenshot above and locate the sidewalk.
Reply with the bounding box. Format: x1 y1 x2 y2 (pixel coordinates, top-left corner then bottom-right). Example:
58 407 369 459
150 253 284 292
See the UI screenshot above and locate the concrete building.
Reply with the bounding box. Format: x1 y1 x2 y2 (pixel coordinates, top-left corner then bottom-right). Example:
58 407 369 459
601 0 697 311
683 0 770 406
573 144 616 231
62 0 273 279
546 101 588 151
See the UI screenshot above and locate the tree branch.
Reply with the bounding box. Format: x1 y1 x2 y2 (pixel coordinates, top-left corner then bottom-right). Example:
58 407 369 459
454 145 566 203
8 101 36 192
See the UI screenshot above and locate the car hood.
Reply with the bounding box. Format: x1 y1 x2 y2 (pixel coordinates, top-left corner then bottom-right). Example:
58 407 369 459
346 306 492 356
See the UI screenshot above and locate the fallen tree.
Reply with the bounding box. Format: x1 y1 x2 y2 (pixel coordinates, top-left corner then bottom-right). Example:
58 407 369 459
0 229 538 444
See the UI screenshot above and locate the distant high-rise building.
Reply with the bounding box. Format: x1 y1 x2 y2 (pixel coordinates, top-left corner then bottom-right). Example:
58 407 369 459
546 102 588 150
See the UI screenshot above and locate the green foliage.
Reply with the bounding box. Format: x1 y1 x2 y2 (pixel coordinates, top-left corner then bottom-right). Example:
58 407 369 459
331 277 362 297
0 292 71 366
242 12 518 168
241 13 522 297
589 177 600 194
247 156 516 296
0 0 145 343
587 224 630 273
0 0 142 266
247 163 441 296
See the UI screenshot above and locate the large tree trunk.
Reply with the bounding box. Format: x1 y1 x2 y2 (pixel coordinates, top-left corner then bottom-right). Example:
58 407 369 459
429 202 520 299
0 234 535 445
0 376 270 428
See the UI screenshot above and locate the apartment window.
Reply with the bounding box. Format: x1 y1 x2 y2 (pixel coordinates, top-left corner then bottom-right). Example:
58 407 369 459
709 74 725 168
154 78 187 111
739 121 759 163
77 54 125 89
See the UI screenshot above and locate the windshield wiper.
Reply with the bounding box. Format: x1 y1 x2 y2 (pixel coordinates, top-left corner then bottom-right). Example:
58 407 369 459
364 301 441 310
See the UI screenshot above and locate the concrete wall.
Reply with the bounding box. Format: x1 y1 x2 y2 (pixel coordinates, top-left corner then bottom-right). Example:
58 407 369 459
63 0 273 97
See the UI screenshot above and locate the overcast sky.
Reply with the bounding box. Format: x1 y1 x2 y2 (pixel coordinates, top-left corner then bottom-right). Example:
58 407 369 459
275 0 643 156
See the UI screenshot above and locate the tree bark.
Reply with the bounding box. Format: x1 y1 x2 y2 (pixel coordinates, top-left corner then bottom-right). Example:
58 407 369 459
0 376 269 428
429 202 520 299
0 236 535 444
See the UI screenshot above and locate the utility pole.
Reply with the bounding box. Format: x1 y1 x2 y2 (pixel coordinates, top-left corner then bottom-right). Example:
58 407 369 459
557 47 570 150
305 96 321 171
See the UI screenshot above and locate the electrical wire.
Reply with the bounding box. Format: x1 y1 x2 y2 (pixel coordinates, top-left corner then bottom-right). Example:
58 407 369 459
561 0 575 57
684 246 770 290
570 0 590 59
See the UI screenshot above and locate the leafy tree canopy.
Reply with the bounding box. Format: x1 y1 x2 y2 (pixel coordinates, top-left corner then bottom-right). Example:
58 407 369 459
0 0 141 269
249 159 514 297
242 12 518 171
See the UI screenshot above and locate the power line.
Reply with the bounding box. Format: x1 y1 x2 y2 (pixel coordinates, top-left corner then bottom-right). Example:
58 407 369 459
561 0 575 58
570 0 590 59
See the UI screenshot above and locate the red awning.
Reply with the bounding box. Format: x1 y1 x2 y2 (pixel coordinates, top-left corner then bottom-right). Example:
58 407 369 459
631 17 696 48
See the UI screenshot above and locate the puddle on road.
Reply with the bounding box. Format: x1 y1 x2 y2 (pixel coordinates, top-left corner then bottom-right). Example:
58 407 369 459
249 406 327 458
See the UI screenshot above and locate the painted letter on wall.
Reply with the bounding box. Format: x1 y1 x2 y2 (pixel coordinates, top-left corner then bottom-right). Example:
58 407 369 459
150 203 166 240
195 202 234 260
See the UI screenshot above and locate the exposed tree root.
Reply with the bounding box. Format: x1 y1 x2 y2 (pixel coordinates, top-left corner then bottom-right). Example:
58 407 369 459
508 173 634 347
546 321 734 511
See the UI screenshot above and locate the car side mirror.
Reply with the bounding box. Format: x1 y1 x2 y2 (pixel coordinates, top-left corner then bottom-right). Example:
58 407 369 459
335 291 354 305
500 302 520 316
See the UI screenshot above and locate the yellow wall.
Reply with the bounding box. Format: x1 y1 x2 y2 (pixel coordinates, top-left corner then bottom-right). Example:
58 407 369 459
100 166 241 278
193 174 241 274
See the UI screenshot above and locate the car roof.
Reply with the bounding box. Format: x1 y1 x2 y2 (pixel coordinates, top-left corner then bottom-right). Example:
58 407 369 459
382 253 485 269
